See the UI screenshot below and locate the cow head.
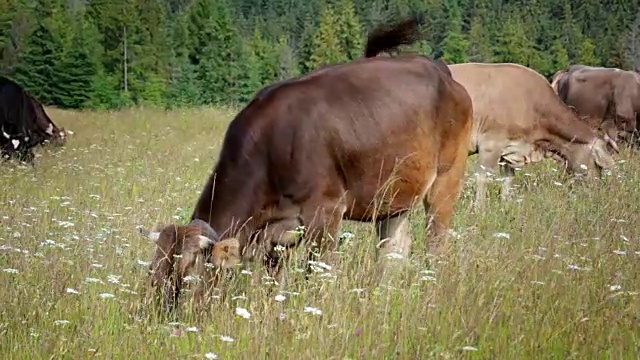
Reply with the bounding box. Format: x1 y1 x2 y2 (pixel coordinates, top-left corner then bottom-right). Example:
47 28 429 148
49 127 68 147
565 134 618 176
141 219 241 312
40 122 68 147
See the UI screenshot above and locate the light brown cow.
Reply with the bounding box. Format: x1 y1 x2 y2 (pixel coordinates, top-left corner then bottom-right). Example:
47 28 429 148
448 63 618 209
551 64 640 144
141 17 474 312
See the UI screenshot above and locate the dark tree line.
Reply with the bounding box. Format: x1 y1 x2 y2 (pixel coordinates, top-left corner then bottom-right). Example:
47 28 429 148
1 0 639 110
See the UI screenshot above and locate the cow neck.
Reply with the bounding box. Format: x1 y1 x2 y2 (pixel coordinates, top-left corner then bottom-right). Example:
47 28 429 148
191 163 262 242
540 105 597 149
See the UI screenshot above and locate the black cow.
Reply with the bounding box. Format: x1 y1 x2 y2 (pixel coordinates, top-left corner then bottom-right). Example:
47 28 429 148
0 76 67 163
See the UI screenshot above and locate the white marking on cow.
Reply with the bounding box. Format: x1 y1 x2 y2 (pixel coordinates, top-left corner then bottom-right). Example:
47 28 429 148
45 123 54 135
11 139 19 149
197 235 215 249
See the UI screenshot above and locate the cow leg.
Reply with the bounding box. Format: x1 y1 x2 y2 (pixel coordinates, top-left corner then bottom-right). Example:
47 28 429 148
474 148 502 210
423 154 468 256
376 211 412 261
300 200 345 279
499 163 515 202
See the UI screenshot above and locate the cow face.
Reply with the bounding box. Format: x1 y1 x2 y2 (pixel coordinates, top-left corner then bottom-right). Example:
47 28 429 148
141 221 241 311
47 127 67 147
566 136 617 176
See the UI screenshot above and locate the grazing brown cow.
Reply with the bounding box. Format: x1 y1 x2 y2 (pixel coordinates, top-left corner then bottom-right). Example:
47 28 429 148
448 63 617 209
141 16 474 311
551 64 640 144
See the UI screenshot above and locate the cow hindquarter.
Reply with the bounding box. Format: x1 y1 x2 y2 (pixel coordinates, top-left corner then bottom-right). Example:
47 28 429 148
422 84 474 255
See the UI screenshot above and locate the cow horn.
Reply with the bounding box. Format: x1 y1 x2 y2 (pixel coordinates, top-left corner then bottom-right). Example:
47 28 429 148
197 235 216 249
603 133 620 154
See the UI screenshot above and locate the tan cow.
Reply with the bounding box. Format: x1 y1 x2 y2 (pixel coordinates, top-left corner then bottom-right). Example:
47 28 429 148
448 63 618 209
551 64 640 144
141 17 474 312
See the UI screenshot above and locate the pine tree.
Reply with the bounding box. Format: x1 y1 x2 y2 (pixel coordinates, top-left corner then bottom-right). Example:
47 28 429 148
14 21 59 104
549 38 570 73
440 0 469 63
307 5 345 69
192 0 245 105
275 35 300 80
623 8 640 69
334 0 364 61
577 37 599 65
467 16 492 62
494 12 536 66
55 16 101 108
87 65 125 109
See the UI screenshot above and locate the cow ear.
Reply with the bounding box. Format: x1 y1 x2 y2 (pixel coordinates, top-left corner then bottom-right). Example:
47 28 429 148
592 139 615 169
211 238 241 269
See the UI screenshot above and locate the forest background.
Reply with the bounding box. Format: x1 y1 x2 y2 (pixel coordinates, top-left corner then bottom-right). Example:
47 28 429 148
1 0 639 110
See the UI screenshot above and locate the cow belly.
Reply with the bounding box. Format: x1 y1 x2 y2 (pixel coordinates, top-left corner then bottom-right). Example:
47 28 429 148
344 160 437 221
501 141 544 167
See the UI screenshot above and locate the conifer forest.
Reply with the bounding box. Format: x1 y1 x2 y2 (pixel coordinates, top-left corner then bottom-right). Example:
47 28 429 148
1 0 639 110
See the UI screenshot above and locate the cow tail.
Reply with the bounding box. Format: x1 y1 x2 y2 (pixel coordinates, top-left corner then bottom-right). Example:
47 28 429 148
364 15 425 58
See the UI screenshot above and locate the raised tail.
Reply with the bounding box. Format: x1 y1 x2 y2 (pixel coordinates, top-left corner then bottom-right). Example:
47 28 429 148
364 15 425 58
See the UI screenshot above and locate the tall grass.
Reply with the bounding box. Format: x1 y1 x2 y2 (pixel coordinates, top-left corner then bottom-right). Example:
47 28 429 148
0 106 638 359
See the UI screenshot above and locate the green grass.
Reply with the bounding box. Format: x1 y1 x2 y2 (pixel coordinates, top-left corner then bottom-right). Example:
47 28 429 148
1 106 639 359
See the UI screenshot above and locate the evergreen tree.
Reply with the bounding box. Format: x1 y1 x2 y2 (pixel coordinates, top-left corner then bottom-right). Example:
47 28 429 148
307 5 345 69
440 0 469 63
335 0 364 61
467 16 492 62
55 16 101 108
14 20 60 104
577 37 599 65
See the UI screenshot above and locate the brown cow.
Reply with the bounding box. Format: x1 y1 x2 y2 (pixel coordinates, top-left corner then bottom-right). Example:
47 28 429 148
141 16 474 312
448 63 617 209
551 64 640 144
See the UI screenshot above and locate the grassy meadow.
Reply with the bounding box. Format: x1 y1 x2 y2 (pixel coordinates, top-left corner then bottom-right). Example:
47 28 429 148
0 106 639 359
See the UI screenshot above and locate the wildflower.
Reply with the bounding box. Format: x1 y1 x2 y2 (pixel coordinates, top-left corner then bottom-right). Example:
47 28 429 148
136 260 151 267
220 335 234 342
613 250 627 255
339 232 355 241
66 288 81 294
462 346 478 351
303 306 322 316
385 252 404 260
420 275 436 282
609 285 622 291
308 260 332 271
493 232 510 239
185 326 199 332
54 320 70 325
204 353 218 359
274 294 286 302
235 307 251 319
98 293 115 299
2 268 18 274
84 277 103 284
